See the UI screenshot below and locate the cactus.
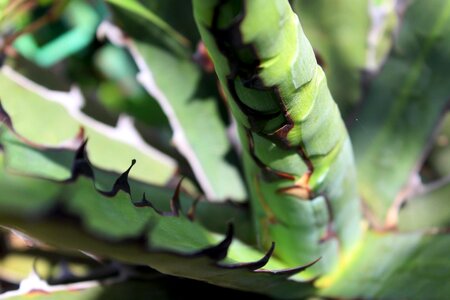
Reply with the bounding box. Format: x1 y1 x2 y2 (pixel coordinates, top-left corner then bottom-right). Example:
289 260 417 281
0 0 449 299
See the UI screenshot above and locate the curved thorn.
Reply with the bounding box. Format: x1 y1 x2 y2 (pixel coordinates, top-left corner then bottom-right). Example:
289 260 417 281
134 193 164 215
194 223 233 260
218 242 275 270
167 178 183 216
255 257 321 276
187 196 201 221
71 139 93 179
101 159 136 196
75 139 89 160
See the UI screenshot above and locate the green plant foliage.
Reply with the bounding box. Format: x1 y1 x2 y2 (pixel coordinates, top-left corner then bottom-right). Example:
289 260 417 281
105 0 248 202
0 69 175 186
351 0 450 222
0 0 449 299
320 231 450 299
193 0 361 278
292 0 369 113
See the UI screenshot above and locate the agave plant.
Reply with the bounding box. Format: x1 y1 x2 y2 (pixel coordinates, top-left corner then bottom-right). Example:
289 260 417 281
0 0 449 299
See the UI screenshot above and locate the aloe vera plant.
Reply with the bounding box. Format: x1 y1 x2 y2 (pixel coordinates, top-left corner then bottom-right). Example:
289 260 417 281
0 0 449 299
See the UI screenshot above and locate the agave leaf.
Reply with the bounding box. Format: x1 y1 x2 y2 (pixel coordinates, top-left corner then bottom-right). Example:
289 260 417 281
398 182 450 231
0 123 253 243
1 213 316 299
101 7 247 202
0 112 319 297
351 0 450 222
193 0 362 279
0 67 176 186
0 149 317 298
320 230 450 300
292 0 370 114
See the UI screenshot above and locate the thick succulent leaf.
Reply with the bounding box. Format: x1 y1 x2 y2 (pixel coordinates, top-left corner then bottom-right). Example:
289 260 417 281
0 125 253 243
0 115 317 298
0 158 317 299
193 0 362 278
398 183 450 231
105 4 247 202
350 0 450 222
0 66 175 186
292 0 370 114
320 230 450 300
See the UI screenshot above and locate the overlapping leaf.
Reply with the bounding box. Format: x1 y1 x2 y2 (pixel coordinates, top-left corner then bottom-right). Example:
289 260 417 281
398 183 450 231
0 104 318 299
320 231 450 299
351 0 450 222
292 0 369 114
0 67 175 186
105 0 247 202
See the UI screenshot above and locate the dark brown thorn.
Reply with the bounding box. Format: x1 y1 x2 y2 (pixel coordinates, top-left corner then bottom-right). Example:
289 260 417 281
194 223 233 261
268 123 294 147
75 139 89 160
255 257 321 277
71 139 93 179
101 159 136 197
166 178 183 217
218 242 275 270
246 129 295 181
134 193 163 215
187 196 201 221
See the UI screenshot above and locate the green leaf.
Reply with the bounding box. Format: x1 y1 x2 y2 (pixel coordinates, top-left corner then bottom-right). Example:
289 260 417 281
103 10 247 201
398 183 450 231
0 67 176 186
0 127 252 243
320 231 450 300
193 0 362 279
0 152 316 299
292 0 370 114
351 0 450 221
